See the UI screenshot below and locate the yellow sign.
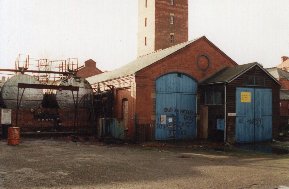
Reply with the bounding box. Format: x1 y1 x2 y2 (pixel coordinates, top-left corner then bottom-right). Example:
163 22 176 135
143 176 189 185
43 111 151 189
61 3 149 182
241 92 251 103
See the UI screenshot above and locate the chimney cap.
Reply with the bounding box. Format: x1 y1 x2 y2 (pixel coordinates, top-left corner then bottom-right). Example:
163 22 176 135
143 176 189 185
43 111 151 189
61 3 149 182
282 56 289 62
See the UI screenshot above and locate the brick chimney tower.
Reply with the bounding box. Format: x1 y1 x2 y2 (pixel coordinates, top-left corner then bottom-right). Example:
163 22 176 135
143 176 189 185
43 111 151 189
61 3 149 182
137 0 188 57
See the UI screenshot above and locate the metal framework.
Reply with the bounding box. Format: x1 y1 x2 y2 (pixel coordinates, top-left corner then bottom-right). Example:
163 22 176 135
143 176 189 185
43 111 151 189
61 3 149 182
16 83 80 132
91 74 135 92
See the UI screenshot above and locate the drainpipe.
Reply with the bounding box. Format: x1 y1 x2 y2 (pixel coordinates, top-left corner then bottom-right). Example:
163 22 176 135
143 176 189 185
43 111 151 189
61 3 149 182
224 83 227 143
196 93 198 138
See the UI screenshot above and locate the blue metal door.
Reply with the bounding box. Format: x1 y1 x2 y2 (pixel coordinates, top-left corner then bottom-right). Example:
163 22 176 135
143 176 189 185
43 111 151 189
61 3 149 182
155 73 197 140
236 88 272 143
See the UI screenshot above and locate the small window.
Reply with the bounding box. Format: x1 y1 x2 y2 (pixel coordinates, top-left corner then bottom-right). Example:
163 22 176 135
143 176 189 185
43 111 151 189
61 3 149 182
204 87 224 105
243 75 265 86
145 37 147 46
170 14 174 24
145 0 148 8
145 18 147 27
170 33 175 43
170 0 174 5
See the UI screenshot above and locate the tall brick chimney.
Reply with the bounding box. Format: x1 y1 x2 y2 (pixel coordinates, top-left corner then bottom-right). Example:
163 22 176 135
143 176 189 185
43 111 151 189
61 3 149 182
137 0 188 57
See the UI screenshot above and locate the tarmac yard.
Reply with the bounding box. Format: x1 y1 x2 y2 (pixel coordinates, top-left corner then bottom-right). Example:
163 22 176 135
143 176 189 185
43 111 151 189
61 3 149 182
0 139 289 189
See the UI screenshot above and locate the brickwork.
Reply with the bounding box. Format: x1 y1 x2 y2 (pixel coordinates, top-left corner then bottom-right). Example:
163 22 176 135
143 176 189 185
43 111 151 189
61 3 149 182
155 0 188 51
138 0 188 56
279 79 289 89
280 100 289 116
0 108 92 134
76 59 103 79
135 37 236 127
113 88 136 139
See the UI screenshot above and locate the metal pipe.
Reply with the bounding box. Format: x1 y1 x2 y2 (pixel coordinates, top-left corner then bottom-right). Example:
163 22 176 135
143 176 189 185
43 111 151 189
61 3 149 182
16 87 20 127
0 68 74 75
195 92 198 138
224 84 227 143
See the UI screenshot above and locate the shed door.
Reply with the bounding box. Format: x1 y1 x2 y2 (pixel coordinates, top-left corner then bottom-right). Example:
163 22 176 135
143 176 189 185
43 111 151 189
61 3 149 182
236 88 272 143
122 99 129 129
155 73 197 140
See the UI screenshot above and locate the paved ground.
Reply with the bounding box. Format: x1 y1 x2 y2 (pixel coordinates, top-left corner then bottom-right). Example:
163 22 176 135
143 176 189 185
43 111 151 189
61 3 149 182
0 138 289 189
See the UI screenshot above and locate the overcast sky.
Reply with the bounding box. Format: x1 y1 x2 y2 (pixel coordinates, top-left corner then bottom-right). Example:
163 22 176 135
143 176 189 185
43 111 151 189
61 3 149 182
0 0 289 71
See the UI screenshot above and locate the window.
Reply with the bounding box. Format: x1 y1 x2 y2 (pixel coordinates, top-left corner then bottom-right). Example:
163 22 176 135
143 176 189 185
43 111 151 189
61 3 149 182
145 0 148 8
244 75 265 86
170 0 174 5
170 14 174 24
145 18 147 27
145 37 147 46
204 87 224 105
170 33 175 43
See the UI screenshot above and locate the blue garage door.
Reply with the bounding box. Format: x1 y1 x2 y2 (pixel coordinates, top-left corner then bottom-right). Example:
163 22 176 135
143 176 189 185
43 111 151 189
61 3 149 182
155 73 197 140
236 88 272 143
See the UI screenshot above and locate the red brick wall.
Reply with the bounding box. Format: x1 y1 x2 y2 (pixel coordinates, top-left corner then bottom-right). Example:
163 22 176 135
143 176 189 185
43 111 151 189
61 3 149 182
155 0 188 51
135 37 236 127
280 100 289 116
113 88 136 139
279 79 289 90
76 59 103 78
0 109 92 133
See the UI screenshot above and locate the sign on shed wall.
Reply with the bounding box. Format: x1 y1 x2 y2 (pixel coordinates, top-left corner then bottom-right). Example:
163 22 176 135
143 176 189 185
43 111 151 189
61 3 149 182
241 92 251 103
1 109 12 125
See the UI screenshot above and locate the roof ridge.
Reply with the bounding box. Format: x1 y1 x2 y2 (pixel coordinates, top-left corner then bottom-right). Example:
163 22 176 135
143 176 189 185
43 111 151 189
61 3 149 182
137 37 204 58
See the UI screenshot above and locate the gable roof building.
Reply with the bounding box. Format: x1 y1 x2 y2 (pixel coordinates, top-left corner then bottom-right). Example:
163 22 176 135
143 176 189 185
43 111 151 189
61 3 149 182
202 63 279 85
87 36 237 85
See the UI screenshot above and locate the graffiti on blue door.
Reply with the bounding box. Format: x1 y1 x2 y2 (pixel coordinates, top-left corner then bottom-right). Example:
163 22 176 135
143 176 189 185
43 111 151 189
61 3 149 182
236 88 272 143
155 73 197 140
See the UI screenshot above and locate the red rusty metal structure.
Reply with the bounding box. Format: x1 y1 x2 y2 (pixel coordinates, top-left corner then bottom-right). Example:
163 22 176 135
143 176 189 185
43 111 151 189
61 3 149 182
16 83 79 133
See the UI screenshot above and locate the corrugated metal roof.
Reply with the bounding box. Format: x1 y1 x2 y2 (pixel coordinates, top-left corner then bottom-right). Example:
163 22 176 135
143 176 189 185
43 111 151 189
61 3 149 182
201 63 258 84
267 67 289 80
280 90 289 100
87 37 204 84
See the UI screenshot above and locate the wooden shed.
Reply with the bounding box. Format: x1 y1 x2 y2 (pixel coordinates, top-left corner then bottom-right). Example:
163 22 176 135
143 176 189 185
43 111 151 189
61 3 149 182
199 63 280 143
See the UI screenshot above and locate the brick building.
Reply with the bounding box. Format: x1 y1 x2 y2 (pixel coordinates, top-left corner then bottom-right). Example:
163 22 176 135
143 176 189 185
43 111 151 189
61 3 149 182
88 36 238 141
76 59 103 78
86 0 280 143
267 64 289 134
277 56 289 71
138 0 188 56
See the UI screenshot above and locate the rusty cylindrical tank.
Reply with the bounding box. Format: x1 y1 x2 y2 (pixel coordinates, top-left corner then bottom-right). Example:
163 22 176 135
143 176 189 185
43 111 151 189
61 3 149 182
56 77 93 109
8 127 20 145
1 74 43 109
